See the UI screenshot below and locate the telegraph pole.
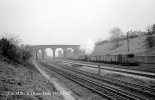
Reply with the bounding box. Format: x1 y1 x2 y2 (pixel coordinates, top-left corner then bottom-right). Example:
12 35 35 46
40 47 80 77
127 31 130 52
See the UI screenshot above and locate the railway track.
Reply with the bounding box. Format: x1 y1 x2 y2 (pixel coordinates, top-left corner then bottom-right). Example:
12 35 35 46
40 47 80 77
55 61 155 98
62 60 155 79
38 61 154 100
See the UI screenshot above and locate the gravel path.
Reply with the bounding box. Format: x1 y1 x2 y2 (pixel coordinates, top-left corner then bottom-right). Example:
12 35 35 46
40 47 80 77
33 61 76 100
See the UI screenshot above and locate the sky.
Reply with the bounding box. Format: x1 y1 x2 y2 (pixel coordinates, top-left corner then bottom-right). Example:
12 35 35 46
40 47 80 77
0 0 155 45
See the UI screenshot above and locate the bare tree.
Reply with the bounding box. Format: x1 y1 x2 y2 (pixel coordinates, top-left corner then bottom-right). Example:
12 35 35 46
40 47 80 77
0 33 32 64
146 25 153 32
109 27 123 48
1 33 22 46
146 24 155 35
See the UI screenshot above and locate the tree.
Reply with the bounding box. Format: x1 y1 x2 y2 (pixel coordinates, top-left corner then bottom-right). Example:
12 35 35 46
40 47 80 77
0 33 32 64
0 38 18 60
146 25 153 32
146 24 155 35
109 27 123 48
20 45 32 61
1 33 22 46
145 35 155 48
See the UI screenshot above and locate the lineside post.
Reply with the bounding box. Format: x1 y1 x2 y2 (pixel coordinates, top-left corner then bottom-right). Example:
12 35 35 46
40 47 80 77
98 65 101 75
127 31 130 52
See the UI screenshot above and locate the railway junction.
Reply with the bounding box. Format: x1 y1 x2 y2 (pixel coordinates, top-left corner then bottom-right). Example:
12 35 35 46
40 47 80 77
33 58 155 100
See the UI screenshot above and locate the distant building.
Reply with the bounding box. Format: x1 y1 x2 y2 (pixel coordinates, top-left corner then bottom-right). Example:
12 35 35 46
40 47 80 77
128 30 146 37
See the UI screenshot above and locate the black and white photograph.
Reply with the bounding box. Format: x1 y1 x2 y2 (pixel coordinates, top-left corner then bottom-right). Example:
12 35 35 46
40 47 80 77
0 0 155 100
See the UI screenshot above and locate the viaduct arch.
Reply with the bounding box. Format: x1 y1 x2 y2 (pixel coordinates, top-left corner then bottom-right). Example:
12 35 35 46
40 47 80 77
30 45 81 60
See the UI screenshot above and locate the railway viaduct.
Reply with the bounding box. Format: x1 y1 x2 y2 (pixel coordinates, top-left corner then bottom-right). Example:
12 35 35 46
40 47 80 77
30 45 82 60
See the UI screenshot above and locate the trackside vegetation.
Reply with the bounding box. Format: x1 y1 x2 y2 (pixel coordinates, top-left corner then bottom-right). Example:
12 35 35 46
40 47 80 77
0 34 32 66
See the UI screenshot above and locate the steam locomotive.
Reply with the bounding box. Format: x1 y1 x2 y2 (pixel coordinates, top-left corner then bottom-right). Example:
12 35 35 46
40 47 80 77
69 54 138 66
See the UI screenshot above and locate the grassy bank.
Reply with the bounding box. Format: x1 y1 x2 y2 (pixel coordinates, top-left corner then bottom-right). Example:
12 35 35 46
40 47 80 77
0 57 63 100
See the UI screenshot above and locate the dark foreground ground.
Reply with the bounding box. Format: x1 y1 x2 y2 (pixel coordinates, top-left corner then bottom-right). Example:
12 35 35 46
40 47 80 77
0 58 63 100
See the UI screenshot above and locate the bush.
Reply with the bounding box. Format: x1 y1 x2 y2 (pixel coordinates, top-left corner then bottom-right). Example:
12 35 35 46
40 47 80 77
0 37 32 65
0 38 17 59
145 35 155 48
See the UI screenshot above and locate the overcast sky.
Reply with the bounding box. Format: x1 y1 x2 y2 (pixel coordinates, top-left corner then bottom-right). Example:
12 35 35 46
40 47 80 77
0 0 155 45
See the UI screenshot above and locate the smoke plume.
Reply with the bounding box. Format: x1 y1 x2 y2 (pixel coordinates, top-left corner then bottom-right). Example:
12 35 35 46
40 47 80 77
79 39 95 55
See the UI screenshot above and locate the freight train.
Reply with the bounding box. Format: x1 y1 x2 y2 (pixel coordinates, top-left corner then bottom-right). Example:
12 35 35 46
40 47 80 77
68 54 139 66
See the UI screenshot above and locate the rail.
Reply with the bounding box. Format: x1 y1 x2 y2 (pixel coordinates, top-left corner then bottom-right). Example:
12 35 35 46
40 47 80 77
38 61 153 100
